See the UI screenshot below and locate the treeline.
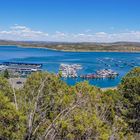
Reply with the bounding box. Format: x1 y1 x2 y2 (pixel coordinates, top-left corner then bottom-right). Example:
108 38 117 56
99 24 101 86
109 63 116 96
0 68 140 140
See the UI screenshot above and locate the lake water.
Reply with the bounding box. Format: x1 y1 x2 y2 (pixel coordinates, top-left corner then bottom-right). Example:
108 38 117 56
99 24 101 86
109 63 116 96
0 45 140 88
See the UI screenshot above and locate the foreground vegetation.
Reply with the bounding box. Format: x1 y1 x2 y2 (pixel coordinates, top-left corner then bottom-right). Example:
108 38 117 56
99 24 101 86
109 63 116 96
0 68 140 140
1 40 140 52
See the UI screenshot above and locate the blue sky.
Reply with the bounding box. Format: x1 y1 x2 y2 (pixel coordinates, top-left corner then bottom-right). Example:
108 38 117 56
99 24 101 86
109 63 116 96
0 0 140 42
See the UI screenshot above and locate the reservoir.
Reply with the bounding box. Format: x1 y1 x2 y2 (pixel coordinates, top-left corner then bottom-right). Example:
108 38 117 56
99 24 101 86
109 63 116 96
0 45 140 88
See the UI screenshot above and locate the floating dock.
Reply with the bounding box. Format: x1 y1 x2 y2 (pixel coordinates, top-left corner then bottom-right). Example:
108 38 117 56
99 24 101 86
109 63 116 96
59 64 82 78
80 69 119 79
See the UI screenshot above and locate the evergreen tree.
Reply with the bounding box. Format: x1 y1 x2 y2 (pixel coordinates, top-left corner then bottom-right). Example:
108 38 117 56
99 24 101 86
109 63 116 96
0 71 135 140
3 69 10 79
0 92 25 139
118 67 140 134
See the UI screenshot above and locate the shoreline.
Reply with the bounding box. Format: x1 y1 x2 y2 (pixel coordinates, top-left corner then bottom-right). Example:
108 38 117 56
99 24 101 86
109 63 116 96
101 86 117 91
8 77 118 90
1 44 140 53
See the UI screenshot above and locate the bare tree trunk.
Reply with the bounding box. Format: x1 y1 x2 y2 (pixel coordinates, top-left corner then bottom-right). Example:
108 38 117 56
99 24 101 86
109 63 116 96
26 77 47 140
42 99 84 140
10 78 18 110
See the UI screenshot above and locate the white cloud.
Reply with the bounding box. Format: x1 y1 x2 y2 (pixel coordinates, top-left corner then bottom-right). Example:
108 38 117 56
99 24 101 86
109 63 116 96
10 25 28 30
77 33 85 36
0 25 48 40
0 25 140 42
0 31 12 34
53 31 67 38
95 32 107 35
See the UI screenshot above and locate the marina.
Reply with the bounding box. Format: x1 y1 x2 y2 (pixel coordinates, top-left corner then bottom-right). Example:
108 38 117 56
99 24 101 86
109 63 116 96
81 69 118 79
59 63 119 79
0 62 42 77
59 64 82 78
0 45 140 87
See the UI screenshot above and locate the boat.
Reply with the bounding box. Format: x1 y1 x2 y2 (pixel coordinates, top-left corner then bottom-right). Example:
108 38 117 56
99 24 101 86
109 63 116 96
81 69 119 79
59 63 82 78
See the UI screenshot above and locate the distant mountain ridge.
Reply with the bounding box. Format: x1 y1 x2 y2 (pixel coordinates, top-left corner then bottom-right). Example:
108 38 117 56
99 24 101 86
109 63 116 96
0 40 140 52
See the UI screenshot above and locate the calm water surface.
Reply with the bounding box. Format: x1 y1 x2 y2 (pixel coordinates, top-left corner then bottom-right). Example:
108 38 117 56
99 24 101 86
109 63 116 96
0 45 140 88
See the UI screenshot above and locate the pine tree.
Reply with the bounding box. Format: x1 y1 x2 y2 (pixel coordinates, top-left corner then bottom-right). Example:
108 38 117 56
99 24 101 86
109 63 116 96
3 69 10 79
